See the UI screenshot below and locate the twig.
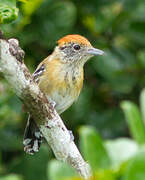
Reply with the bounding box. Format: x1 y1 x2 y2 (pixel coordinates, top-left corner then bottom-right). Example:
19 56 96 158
0 38 92 179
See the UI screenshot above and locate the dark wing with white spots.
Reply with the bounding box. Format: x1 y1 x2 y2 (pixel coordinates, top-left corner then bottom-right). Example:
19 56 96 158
33 64 45 83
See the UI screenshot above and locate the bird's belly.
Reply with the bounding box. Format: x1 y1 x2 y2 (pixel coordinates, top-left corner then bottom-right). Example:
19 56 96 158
47 91 75 114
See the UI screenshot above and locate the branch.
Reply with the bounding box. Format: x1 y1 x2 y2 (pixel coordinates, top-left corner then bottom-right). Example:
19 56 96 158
0 38 92 179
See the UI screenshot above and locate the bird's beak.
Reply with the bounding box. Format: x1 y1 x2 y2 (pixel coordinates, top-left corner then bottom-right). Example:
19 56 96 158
87 47 104 56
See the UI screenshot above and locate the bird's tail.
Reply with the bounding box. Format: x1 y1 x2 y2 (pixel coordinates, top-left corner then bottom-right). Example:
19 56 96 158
23 115 43 155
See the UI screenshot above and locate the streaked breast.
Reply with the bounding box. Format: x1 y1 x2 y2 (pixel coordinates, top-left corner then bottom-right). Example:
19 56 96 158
38 58 84 114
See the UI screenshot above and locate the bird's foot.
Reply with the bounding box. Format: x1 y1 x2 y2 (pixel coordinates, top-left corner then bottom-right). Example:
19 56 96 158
23 131 43 155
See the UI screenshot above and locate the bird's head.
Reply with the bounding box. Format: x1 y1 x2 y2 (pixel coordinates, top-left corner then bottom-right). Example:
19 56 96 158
54 34 104 66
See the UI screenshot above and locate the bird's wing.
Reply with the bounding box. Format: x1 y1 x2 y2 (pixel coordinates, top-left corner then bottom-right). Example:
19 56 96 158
33 56 50 83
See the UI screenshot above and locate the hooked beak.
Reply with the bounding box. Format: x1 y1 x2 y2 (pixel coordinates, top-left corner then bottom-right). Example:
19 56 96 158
87 47 104 56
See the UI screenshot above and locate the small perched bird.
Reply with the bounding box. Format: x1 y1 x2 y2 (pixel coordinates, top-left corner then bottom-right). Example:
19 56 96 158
23 34 104 154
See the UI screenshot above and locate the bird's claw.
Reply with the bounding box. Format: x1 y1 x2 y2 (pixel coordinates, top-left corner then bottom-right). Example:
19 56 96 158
23 134 42 155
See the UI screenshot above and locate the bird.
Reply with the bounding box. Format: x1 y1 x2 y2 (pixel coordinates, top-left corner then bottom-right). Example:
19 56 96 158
23 34 104 154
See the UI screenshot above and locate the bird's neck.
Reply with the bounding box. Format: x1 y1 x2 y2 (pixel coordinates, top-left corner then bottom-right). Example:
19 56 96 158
50 55 84 82
49 51 84 76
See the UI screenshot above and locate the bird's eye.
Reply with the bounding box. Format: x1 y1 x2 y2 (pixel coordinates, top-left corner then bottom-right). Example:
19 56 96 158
73 44 80 50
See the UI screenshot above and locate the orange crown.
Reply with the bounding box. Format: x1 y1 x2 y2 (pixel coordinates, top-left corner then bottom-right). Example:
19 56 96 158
57 34 92 46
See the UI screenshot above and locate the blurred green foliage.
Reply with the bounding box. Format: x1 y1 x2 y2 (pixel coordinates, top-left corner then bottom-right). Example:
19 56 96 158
0 0 18 23
47 93 145 179
1 0 145 179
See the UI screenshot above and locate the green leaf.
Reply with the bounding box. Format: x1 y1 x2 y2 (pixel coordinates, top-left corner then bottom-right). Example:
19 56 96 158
121 101 145 145
48 160 77 180
0 0 19 24
94 169 118 180
123 150 145 180
22 0 42 16
79 126 111 170
105 138 138 169
140 88 145 127
0 174 23 180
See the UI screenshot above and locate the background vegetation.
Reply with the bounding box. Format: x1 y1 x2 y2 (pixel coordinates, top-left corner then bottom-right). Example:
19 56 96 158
1 0 145 179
